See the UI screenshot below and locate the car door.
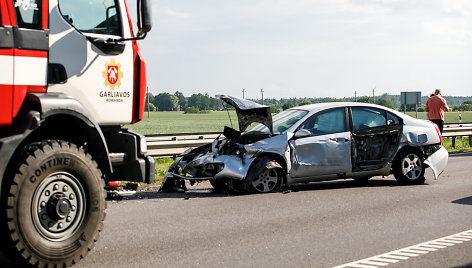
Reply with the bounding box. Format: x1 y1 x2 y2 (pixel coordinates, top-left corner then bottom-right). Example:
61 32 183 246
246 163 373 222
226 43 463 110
350 106 402 171
289 107 352 178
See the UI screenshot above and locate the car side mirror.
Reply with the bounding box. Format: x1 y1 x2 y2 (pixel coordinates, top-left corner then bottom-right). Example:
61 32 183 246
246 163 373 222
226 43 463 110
294 129 311 139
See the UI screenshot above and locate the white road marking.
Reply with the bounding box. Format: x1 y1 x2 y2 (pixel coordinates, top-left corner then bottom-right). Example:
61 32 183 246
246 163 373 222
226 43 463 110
333 229 472 268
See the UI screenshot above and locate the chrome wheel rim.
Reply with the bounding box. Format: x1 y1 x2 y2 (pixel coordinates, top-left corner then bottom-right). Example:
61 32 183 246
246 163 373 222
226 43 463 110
401 154 423 181
252 169 279 193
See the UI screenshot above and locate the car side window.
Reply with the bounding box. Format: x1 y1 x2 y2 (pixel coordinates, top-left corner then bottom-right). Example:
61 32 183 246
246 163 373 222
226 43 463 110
58 0 122 36
387 112 401 126
352 107 387 131
14 0 42 29
299 108 346 136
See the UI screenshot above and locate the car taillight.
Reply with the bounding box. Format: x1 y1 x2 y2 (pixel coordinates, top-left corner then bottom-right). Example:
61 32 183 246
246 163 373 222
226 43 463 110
432 122 442 142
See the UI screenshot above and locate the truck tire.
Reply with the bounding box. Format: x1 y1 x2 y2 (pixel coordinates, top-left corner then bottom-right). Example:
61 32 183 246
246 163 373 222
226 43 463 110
1 140 106 267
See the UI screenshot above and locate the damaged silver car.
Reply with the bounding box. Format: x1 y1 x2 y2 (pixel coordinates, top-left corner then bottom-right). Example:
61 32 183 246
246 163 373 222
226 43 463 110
161 95 448 193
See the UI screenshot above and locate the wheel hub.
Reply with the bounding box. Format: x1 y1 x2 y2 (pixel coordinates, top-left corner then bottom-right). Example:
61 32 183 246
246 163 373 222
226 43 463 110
252 169 279 193
402 154 422 180
33 173 85 240
46 193 71 220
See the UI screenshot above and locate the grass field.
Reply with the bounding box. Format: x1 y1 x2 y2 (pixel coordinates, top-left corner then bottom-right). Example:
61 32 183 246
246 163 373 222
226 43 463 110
406 111 472 123
127 110 472 135
126 111 238 135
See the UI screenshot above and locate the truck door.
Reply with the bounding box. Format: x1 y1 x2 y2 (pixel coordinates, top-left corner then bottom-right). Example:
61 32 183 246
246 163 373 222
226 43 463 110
48 0 135 125
289 107 352 178
0 0 48 126
0 0 14 125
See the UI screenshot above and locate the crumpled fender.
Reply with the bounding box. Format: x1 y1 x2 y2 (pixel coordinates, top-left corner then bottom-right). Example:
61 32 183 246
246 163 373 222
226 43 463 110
423 146 448 180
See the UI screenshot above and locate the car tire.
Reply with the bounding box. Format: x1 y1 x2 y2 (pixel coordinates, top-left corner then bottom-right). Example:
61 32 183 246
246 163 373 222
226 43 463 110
243 157 282 194
393 150 425 185
0 140 106 267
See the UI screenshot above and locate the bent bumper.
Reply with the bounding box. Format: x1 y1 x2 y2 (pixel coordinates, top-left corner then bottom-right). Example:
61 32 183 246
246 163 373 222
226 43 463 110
164 172 213 181
424 146 448 179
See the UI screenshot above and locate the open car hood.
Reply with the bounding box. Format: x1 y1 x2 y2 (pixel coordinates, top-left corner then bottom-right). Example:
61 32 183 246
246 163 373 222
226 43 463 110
217 95 273 133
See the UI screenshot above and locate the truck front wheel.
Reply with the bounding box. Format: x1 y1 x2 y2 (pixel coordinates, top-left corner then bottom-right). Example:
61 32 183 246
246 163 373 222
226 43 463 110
1 140 106 267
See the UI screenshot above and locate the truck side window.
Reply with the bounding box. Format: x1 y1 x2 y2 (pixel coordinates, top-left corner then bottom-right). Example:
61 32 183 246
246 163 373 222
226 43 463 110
13 0 42 29
58 0 122 36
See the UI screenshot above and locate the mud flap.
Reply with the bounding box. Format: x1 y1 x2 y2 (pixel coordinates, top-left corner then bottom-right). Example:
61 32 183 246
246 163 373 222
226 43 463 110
423 146 448 180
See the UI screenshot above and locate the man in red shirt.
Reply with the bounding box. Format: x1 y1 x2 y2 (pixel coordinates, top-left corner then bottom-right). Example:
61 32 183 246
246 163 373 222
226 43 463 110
425 89 450 133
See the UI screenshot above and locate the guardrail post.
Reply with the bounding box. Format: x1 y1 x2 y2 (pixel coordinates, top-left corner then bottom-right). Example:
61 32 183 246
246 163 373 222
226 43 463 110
452 137 456 148
469 136 472 147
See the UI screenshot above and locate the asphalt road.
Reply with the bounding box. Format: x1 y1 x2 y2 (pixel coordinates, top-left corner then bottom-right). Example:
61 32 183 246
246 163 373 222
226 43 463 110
2 153 472 267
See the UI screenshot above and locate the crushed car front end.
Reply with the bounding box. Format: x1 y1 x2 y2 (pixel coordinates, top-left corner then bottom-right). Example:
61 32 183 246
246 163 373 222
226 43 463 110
160 95 282 192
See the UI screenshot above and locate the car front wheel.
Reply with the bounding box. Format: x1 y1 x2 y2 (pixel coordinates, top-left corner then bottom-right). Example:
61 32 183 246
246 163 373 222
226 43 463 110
243 157 283 194
393 150 425 184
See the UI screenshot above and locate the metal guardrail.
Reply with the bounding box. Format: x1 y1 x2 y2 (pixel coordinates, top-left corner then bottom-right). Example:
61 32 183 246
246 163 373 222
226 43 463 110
442 124 472 147
146 132 220 157
146 124 472 157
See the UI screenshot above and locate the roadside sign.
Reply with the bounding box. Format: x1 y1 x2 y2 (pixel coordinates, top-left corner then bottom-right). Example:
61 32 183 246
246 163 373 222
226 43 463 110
401 91 422 118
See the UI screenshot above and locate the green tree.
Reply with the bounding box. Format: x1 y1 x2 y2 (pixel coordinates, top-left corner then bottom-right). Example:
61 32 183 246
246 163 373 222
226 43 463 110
270 105 281 114
188 93 211 111
144 103 156 112
184 107 200 114
174 91 187 111
282 102 294 110
154 93 178 111
376 97 395 109
357 96 374 103
145 92 155 106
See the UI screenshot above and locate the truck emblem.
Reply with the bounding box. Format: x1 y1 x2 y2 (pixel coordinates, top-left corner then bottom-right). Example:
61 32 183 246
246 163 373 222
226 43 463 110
102 59 123 90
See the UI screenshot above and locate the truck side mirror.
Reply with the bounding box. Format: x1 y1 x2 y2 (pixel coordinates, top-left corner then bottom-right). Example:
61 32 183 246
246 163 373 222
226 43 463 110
137 0 152 36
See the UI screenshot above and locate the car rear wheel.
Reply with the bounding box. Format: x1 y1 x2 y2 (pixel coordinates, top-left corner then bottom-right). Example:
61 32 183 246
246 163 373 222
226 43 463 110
393 150 425 184
243 157 282 194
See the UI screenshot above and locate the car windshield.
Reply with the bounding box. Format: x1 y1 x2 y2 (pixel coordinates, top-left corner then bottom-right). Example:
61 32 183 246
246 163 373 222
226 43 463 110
247 109 308 135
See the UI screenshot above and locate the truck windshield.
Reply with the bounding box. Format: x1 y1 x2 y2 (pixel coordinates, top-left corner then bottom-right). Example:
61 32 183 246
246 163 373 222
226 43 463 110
58 0 122 36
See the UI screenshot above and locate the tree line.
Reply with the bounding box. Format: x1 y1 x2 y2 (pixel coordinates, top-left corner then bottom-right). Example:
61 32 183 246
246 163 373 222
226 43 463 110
144 91 472 113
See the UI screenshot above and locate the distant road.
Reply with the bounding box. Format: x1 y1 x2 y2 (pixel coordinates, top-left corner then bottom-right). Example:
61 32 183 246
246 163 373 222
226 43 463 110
2 153 471 267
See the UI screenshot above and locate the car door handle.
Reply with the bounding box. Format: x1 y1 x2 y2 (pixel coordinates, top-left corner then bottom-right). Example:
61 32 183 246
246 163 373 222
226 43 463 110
330 138 349 142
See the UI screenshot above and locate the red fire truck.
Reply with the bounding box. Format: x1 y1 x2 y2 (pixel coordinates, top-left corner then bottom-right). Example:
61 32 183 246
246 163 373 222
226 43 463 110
0 0 152 266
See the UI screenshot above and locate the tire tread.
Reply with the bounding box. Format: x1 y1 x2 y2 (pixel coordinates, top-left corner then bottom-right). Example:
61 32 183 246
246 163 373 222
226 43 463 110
1 140 106 267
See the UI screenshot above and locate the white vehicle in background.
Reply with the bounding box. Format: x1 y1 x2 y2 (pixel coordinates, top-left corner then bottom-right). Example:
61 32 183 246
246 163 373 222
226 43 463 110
162 96 448 193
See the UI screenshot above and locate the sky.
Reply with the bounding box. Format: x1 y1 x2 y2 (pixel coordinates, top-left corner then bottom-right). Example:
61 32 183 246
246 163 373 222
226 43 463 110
138 0 472 99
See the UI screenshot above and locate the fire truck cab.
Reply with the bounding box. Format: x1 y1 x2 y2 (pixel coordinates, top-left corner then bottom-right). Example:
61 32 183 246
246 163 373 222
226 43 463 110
0 0 152 266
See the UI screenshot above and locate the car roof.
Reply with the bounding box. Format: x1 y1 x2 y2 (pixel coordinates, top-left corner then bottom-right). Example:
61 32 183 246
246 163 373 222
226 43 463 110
290 102 399 115
288 101 429 127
